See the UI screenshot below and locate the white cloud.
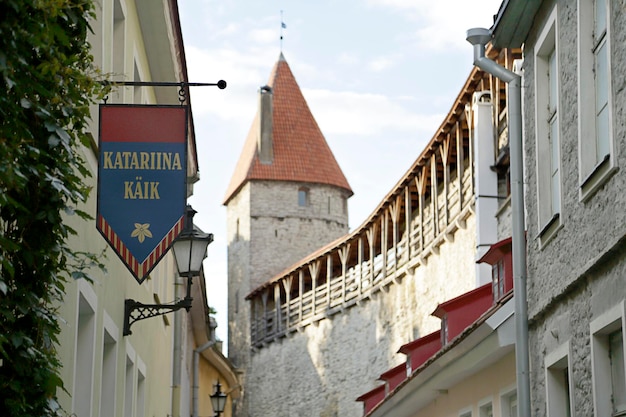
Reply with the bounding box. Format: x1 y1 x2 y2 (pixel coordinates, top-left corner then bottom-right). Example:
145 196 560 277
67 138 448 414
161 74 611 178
249 28 278 44
304 88 443 137
367 0 502 49
368 56 395 72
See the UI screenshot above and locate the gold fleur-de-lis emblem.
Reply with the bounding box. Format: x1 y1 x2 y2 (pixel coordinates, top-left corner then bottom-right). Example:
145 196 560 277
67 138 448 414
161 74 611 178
131 223 153 243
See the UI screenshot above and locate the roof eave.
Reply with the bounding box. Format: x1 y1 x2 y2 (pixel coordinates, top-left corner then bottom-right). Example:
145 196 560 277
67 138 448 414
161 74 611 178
366 298 515 417
491 0 543 48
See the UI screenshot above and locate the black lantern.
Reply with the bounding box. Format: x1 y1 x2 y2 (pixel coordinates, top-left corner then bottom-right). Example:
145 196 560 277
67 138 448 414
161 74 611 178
123 205 214 336
210 380 227 416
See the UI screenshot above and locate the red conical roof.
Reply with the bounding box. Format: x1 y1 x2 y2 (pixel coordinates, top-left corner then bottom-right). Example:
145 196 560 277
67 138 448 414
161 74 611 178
223 53 352 205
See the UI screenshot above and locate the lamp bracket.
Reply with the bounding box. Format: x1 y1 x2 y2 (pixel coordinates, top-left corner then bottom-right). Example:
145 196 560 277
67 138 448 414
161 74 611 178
123 275 193 336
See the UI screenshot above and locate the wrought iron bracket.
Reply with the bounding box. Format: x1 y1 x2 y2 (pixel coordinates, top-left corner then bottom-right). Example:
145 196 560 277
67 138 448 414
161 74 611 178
123 275 194 336
101 80 227 104
103 80 227 89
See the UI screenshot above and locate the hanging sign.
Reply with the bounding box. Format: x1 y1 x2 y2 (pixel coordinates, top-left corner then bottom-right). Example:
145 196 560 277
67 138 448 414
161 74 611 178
97 104 188 284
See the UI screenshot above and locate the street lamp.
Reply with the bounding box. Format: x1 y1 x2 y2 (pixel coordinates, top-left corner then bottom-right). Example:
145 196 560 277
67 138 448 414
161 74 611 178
210 380 228 417
172 205 213 277
123 205 214 335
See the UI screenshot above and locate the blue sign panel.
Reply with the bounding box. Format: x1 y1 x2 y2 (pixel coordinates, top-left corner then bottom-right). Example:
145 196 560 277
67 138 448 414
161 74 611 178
97 105 188 283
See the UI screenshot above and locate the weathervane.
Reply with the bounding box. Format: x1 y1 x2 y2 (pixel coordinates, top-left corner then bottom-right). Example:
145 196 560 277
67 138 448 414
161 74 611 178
280 10 286 52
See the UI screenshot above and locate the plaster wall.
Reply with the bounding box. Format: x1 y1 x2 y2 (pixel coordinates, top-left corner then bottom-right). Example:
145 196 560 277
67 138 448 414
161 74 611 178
520 0 626 415
412 352 516 417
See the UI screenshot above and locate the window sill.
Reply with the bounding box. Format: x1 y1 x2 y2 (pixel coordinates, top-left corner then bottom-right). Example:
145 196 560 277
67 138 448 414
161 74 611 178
580 154 617 202
538 213 561 248
495 194 512 217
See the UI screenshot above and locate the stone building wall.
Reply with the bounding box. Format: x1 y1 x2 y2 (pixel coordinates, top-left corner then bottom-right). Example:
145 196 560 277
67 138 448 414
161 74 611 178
520 0 626 414
246 214 477 417
227 179 350 417
249 180 350 289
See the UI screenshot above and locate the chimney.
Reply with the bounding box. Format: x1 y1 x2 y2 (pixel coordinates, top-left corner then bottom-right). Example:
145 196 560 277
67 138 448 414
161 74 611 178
258 85 273 164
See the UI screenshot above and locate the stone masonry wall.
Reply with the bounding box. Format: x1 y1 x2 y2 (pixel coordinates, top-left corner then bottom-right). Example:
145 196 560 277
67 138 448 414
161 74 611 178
521 0 626 414
246 214 477 417
227 180 350 417
249 180 350 289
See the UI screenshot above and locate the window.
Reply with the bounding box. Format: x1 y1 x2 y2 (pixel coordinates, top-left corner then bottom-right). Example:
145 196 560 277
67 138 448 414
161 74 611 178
578 0 615 198
100 315 118 417
133 61 142 104
298 187 309 207
479 402 493 417
591 302 626 416
459 410 472 417
441 315 449 345
492 259 505 301
74 284 97 417
113 0 126 74
610 330 626 415
136 360 146 417
535 7 561 239
593 0 610 163
124 353 135 417
500 388 517 417
546 343 573 417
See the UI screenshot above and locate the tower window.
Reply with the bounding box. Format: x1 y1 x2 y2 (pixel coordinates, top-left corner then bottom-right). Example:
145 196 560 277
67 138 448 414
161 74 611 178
298 187 309 207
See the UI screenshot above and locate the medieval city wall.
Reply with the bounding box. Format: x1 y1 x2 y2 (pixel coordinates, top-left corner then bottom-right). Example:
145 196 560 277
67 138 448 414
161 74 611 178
246 214 477 417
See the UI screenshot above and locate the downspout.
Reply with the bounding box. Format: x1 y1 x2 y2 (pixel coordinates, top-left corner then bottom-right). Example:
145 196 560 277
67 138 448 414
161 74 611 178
192 340 216 417
172 277 185 417
466 28 531 417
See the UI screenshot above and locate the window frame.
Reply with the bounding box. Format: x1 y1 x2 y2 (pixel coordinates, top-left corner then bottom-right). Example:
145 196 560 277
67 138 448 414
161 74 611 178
545 341 574 417
591 301 626 417
534 6 562 244
478 398 494 417
578 0 617 201
500 385 518 417
492 259 505 301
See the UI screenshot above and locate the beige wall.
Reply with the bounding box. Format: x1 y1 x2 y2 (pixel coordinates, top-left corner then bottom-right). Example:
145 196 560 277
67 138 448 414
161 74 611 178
56 0 187 416
413 352 516 417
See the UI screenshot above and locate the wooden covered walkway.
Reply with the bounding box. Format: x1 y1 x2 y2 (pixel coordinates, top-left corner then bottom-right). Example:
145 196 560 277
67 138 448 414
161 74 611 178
247 48 521 347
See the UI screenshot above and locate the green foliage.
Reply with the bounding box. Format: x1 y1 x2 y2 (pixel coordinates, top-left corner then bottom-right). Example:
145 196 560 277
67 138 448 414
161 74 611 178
0 0 108 415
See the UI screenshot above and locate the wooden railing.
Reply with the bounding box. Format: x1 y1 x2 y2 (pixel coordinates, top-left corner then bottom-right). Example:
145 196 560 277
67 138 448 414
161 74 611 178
250 165 474 346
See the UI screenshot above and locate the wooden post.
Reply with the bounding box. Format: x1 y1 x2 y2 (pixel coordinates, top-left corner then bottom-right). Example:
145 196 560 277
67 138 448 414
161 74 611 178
283 276 292 330
338 244 350 304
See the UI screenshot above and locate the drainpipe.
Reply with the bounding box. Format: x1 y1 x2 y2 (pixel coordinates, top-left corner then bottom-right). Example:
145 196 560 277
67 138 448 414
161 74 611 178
172 277 184 417
466 28 531 417
193 340 216 417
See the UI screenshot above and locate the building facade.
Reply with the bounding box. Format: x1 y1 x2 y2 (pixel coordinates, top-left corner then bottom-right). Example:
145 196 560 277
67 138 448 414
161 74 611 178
54 1 239 417
492 0 626 415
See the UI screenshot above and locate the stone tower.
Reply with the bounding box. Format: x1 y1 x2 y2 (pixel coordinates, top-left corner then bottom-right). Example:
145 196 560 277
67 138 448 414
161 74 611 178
223 53 352 416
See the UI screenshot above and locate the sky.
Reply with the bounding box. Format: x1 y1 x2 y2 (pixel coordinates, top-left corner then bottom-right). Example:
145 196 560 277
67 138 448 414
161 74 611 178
177 0 503 344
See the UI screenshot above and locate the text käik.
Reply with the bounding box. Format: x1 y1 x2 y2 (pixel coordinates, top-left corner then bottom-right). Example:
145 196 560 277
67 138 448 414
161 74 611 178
124 176 159 200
